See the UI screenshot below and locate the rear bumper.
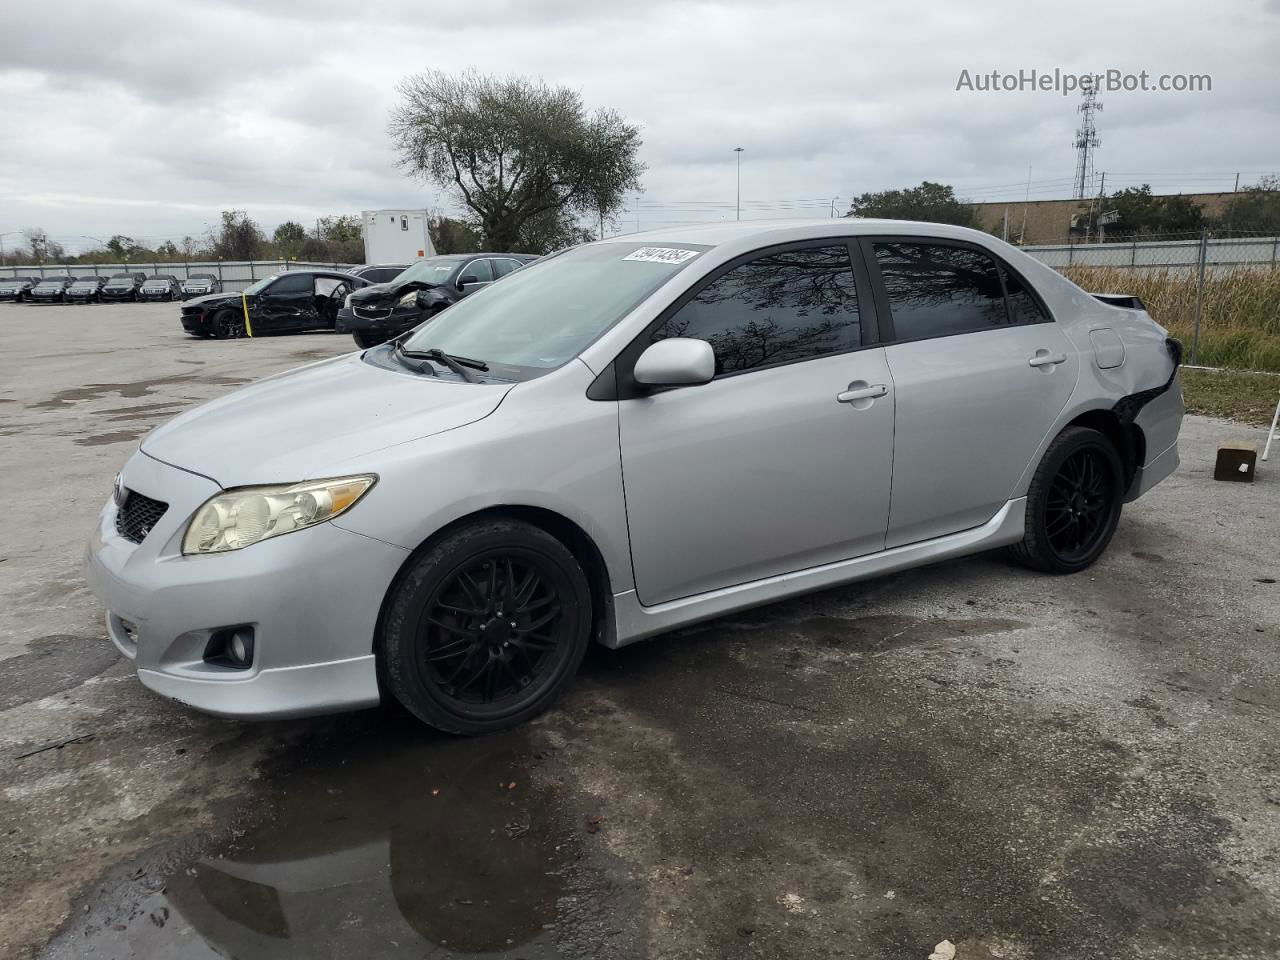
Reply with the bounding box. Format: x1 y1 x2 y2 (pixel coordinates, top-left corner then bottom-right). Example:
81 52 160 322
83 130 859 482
84 451 409 720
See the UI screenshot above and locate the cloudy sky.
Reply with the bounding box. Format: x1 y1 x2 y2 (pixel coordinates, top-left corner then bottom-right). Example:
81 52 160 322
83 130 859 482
2 0 1277 254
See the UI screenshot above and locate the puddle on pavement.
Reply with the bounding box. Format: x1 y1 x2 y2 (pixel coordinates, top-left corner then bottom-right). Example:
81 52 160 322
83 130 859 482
55 713 581 959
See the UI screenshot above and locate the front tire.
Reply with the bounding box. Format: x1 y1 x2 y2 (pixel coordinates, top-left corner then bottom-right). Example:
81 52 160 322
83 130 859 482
212 309 244 339
380 518 592 735
1011 426 1124 574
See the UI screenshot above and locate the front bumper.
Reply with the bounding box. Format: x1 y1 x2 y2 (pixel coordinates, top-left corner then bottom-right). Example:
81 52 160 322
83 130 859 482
100 291 135 301
335 305 421 336
180 311 214 334
0 290 25 301
84 451 409 719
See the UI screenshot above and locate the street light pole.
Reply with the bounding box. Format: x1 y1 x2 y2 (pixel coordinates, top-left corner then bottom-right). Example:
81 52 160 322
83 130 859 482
734 147 744 220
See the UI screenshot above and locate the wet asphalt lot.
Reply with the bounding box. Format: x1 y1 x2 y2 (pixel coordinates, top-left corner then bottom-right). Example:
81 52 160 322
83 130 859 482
1 300 1279 960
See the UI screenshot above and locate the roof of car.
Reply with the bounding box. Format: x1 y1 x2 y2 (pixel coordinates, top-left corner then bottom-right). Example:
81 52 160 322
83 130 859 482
596 217 1007 251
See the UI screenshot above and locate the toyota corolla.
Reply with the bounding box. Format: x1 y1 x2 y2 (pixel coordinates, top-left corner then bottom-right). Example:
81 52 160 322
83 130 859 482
85 220 1183 734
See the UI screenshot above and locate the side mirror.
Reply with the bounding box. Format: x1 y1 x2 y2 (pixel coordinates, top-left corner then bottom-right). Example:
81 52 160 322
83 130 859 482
633 338 715 388
458 275 480 289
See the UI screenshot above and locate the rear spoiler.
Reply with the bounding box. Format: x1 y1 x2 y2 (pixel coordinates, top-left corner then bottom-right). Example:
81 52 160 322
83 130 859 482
1091 293 1147 310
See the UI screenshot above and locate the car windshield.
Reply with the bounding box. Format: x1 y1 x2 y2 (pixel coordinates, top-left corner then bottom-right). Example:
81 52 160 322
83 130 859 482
72 280 97 286
391 258 465 286
400 241 706 372
186 276 213 283
242 275 279 295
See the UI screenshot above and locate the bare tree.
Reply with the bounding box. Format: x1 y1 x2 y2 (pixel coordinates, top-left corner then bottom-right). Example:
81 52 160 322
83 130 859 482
389 71 644 253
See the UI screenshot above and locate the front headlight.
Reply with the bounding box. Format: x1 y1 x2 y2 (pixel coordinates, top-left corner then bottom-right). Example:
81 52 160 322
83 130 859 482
398 291 418 308
182 475 376 555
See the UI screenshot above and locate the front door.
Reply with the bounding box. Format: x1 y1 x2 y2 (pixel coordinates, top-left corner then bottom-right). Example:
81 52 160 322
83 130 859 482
618 242 895 606
862 238 1080 548
255 273 316 333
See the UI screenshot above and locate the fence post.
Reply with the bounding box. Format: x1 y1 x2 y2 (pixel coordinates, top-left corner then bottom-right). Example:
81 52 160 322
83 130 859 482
1131 240 1137 267
1272 236 1278 265
1191 226 1208 365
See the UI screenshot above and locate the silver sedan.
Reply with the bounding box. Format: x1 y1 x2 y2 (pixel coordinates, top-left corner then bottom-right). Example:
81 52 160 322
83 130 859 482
85 220 1183 733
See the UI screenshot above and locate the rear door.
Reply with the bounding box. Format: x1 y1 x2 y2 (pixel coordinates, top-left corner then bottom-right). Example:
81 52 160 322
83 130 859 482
255 273 317 332
862 238 1079 548
618 241 895 606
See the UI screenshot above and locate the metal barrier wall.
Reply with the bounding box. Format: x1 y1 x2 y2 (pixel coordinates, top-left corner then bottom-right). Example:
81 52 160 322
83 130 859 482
0 261 360 293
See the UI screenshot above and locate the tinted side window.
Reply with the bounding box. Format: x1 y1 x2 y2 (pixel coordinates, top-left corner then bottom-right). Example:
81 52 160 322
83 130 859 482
461 259 493 283
874 242 1006 342
493 259 522 278
270 273 314 295
651 245 861 376
366 267 403 283
1001 266 1048 325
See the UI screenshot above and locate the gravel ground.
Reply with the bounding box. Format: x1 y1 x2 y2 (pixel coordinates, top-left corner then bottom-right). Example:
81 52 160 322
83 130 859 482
1 301 1278 960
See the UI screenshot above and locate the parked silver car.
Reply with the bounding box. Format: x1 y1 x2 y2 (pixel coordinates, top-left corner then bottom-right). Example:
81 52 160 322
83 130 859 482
85 220 1183 733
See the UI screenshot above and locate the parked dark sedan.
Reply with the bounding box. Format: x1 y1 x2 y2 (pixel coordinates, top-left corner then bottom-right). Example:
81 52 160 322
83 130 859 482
180 270 369 339
65 276 109 302
139 274 181 302
180 273 221 300
29 276 76 303
0 276 39 302
100 273 147 302
336 253 536 348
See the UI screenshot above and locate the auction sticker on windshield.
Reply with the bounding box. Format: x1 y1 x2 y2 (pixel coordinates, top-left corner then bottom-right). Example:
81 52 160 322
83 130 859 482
622 247 700 264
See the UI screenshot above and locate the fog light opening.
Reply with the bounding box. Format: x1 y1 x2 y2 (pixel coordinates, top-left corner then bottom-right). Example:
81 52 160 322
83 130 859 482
204 626 256 670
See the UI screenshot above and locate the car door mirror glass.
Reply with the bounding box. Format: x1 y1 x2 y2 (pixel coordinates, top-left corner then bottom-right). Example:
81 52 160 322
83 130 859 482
458 275 480 288
633 338 715 387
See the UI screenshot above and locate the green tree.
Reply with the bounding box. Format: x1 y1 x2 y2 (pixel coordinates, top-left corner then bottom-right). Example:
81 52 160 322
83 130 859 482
106 235 145 260
429 215 483 254
272 221 308 258
846 181 978 228
210 210 265 260
1101 185 1205 238
389 70 645 253
1218 176 1280 234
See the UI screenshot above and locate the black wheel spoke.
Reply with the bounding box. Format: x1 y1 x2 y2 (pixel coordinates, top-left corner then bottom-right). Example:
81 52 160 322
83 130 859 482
428 637 475 661
1043 446 1117 563
427 618 469 637
418 549 572 712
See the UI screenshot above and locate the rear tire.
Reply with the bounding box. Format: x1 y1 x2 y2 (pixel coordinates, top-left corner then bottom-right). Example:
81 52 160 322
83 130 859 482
380 518 592 735
1011 426 1124 574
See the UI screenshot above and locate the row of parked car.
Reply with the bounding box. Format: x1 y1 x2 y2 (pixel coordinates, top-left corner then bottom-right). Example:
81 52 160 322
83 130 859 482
0 273 224 303
176 255 537 345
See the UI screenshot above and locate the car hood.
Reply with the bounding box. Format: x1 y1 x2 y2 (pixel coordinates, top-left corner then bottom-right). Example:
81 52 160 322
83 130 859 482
349 279 447 306
140 352 513 487
183 291 241 309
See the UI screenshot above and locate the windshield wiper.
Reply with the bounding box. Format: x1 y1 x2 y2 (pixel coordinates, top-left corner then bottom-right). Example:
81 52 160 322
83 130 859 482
399 346 487 383
392 339 439 377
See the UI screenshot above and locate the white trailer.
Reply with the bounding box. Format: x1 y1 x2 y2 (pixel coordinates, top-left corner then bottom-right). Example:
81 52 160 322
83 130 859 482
360 209 435 265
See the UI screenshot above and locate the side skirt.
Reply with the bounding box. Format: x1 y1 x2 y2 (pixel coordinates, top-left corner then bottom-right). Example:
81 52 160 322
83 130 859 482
607 498 1028 647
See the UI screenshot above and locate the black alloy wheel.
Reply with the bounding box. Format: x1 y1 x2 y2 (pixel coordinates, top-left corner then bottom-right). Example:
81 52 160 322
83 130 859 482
1012 426 1124 574
212 309 245 339
382 518 592 734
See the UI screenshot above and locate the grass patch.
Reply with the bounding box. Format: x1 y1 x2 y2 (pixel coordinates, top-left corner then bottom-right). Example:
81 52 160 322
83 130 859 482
1180 367 1280 425
1061 265 1280 372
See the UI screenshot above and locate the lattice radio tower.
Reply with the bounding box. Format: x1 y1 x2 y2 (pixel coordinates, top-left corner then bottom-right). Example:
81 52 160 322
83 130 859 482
1073 87 1102 199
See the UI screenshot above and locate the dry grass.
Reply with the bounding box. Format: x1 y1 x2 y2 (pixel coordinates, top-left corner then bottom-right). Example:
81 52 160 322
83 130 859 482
1180 367 1280 425
1061 265 1280 372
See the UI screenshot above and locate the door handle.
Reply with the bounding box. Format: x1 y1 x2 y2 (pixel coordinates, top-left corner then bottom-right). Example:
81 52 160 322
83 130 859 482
836 383 888 403
1028 351 1068 368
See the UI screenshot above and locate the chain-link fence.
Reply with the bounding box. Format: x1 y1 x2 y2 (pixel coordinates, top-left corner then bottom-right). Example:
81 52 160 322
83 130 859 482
1017 230 1280 371
0 260 360 293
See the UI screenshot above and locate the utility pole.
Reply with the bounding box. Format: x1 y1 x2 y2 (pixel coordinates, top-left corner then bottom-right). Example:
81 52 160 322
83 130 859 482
1072 87 1102 199
1018 165 1032 245
734 147 744 220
